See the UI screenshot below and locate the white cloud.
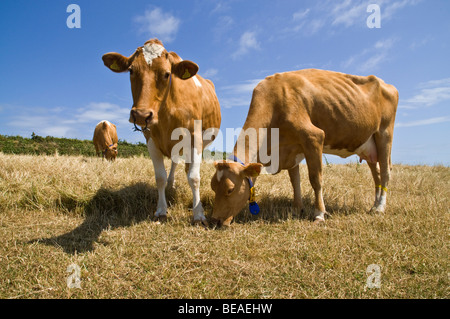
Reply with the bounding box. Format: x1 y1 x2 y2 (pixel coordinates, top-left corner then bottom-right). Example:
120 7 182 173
213 16 234 42
201 68 219 79
401 78 450 108
330 0 421 28
417 78 450 89
404 87 450 107
383 0 422 20
409 35 433 50
280 0 421 38
76 102 129 125
331 0 367 27
395 116 450 128
232 31 260 60
293 9 310 21
210 2 231 15
374 38 396 50
283 9 324 35
221 79 262 94
219 79 262 108
6 102 131 140
341 37 397 73
134 7 180 43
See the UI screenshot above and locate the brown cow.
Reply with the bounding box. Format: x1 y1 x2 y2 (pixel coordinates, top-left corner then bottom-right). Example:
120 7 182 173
102 39 221 225
211 69 398 227
93 120 118 161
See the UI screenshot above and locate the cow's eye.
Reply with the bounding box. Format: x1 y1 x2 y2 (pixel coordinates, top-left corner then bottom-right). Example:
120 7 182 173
227 187 234 196
164 72 171 79
128 67 134 75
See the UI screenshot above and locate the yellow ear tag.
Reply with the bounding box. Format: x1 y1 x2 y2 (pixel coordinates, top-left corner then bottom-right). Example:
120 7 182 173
110 60 120 71
249 186 256 203
182 69 191 79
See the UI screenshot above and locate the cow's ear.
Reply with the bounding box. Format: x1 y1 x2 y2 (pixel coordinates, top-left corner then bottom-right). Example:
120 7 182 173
242 163 263 177
102 52 129 73
172 60 199 80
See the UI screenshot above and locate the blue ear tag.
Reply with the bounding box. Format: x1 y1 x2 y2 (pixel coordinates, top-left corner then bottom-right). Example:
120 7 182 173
248 186 260 215
249 201 260 215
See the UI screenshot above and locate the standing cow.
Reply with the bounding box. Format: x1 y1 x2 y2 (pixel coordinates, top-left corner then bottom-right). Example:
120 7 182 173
211 69 398 227
93 120 118 161
102 39 221 225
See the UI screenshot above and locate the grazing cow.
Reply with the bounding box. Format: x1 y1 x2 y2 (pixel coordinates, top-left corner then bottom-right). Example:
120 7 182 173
102 39 221 225
211 69 398 227
93 120 118 161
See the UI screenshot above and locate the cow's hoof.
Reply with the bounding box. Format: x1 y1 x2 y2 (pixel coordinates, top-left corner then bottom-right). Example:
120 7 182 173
369 206 385 214
192 218 209 228
153 215 167 224
313 218 325 225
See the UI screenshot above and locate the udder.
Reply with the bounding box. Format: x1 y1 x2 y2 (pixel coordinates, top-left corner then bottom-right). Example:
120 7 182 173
355 135 378 164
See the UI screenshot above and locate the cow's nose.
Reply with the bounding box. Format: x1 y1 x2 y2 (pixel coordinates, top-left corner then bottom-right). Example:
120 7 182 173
129 109 153 125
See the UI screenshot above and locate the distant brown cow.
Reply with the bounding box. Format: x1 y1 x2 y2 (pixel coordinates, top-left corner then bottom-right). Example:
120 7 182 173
93 120 118 161
211 69 398 227
102 39 221 225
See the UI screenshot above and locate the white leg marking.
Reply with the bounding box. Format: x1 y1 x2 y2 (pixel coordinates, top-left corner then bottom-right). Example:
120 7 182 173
371 187 387 213
147 138 167 217
313 189 326 222
187 147 205 223
374 186 381 207
376 191 387 212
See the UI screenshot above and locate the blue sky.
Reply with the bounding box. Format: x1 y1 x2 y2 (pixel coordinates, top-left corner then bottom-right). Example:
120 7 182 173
0 0 449 165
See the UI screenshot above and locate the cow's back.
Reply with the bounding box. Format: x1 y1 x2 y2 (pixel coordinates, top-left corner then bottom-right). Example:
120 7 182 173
247 69 398 152
93 120 118 148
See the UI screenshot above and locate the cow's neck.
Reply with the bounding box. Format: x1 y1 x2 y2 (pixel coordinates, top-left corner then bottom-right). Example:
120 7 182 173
103 133 114 149
232 118 271 165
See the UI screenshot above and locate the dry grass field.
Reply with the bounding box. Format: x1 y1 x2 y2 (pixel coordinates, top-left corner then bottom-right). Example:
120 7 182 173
0 152 448 299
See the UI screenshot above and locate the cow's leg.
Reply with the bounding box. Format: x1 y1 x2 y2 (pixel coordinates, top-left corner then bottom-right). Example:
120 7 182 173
301 126 326 223
288 164 303 212
167 161 178 189
94 145 100 157
367 161 382 210
147 138 168 222
370 132 393 214
186 147 207 226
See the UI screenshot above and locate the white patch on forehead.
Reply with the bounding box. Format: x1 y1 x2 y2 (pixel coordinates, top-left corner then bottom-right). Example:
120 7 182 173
217 169 224 182
142 43 165 66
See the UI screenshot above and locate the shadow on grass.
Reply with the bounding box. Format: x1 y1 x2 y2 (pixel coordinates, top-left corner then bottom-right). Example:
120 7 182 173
29 182 161 255
231 195 310 225
231 193 364 225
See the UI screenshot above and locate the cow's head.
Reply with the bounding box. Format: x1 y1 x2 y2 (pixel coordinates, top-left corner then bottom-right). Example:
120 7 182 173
102 39 199 130
210 161 263 227
104 143 118 161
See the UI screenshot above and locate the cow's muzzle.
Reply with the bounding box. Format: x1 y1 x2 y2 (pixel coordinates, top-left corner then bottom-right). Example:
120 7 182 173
130 109 153 132
210 216 233 229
